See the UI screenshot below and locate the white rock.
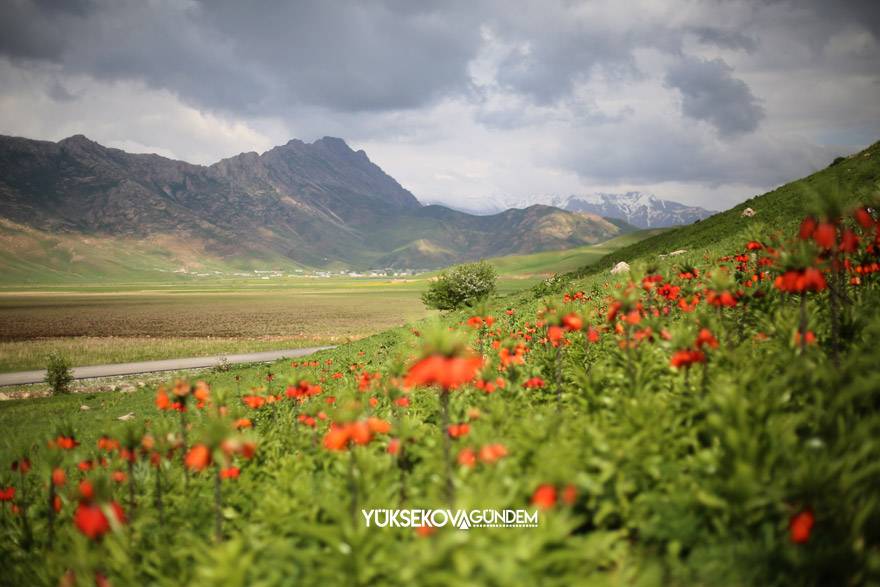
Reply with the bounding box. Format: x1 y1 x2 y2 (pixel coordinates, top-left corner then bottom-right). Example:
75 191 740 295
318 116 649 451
610 261 631 275
660 249 687 258
80 405 90 411
741 207 756 217
117 412 135 421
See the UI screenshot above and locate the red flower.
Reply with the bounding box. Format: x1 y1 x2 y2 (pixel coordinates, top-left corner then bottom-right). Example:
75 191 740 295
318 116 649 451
242 395 266 409
457 447 477 468
349 421 372 445
387 438 401 455
185 444 212 471
706 290 738 308
678 295 701 312
52 468 66 487
466 316 484 328
74 502 126 541
499 343 526 368
0 487 15 502
523 377 545 389
53 436 79 450
323 426 351 451
670 349 706 369
813 222 836 249
240 441 257 460
774 268 827 294
799 216 817 240
193 381 210 404
624 310 642 325
97 436 120 452
854 207 874 229
404 355 482 391
478 443 507 464
155 388 171 411
367 417 392 435
695 328 719 350
78 480 94 501
447 423 470 439
840 229 859 253
606 301 623 323
220 467 240 480
789 509 815 544
11 458 31 474
531 484 557 510
547 325 565 346
794 330 817 346
561 313 583 332
234 418 253 430
562 484 577 505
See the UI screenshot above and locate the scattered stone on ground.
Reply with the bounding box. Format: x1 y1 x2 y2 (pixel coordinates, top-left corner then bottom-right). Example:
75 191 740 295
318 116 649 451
741 207 756 217
117 412 135 421
660 249 688 258
611 261 631 275
80 405 90 411
0 370 201 401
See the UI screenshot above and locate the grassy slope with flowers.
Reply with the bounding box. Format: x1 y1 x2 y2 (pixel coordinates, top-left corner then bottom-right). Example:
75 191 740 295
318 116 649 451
1 141 879 586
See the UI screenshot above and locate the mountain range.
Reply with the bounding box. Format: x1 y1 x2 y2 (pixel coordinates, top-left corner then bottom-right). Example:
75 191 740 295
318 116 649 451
0 134 631 279
553 193 715 228
426 193 716 228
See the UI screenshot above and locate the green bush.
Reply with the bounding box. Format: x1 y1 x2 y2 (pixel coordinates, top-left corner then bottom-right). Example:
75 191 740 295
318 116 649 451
421 260 497 311
44 351 73 394
531 273 568 298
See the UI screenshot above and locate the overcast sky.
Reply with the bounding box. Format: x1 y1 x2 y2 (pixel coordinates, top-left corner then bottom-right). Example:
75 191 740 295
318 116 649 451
1 0 878 211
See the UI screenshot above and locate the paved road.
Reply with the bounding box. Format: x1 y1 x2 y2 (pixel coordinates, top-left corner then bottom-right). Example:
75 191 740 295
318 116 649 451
0 347 334 387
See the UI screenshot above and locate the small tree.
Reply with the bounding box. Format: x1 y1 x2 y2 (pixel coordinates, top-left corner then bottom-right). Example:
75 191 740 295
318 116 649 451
421 261 497 311
45 352 73 395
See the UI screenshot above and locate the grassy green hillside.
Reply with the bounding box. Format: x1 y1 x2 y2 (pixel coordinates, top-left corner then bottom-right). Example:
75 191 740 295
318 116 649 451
0 219 304 284
487 229 667 277
583 140 880 276
1 141 879 586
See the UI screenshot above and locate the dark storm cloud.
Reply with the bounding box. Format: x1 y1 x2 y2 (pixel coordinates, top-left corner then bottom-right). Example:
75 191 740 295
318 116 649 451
688 26 758 52
492 25 643 105
0 0 870 122
665 57 765 137
766 0 880 39
0 0 484 114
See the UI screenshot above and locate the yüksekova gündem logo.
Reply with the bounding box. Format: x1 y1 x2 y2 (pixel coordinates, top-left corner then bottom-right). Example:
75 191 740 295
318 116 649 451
362 508 539 530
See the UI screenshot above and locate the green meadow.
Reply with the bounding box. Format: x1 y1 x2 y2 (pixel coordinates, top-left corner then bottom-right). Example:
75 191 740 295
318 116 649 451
0 232 657 373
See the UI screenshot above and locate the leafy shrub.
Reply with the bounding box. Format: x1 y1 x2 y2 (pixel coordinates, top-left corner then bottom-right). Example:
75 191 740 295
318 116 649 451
421 260 497 310
531 273 568 298
44 351 73 394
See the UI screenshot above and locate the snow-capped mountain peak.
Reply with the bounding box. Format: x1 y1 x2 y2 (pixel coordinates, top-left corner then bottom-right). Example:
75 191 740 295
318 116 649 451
421 192 715 229
556 192 715 228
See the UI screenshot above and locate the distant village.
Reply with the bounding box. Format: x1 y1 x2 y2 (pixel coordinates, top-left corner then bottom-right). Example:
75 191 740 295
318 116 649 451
168 268 425 279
